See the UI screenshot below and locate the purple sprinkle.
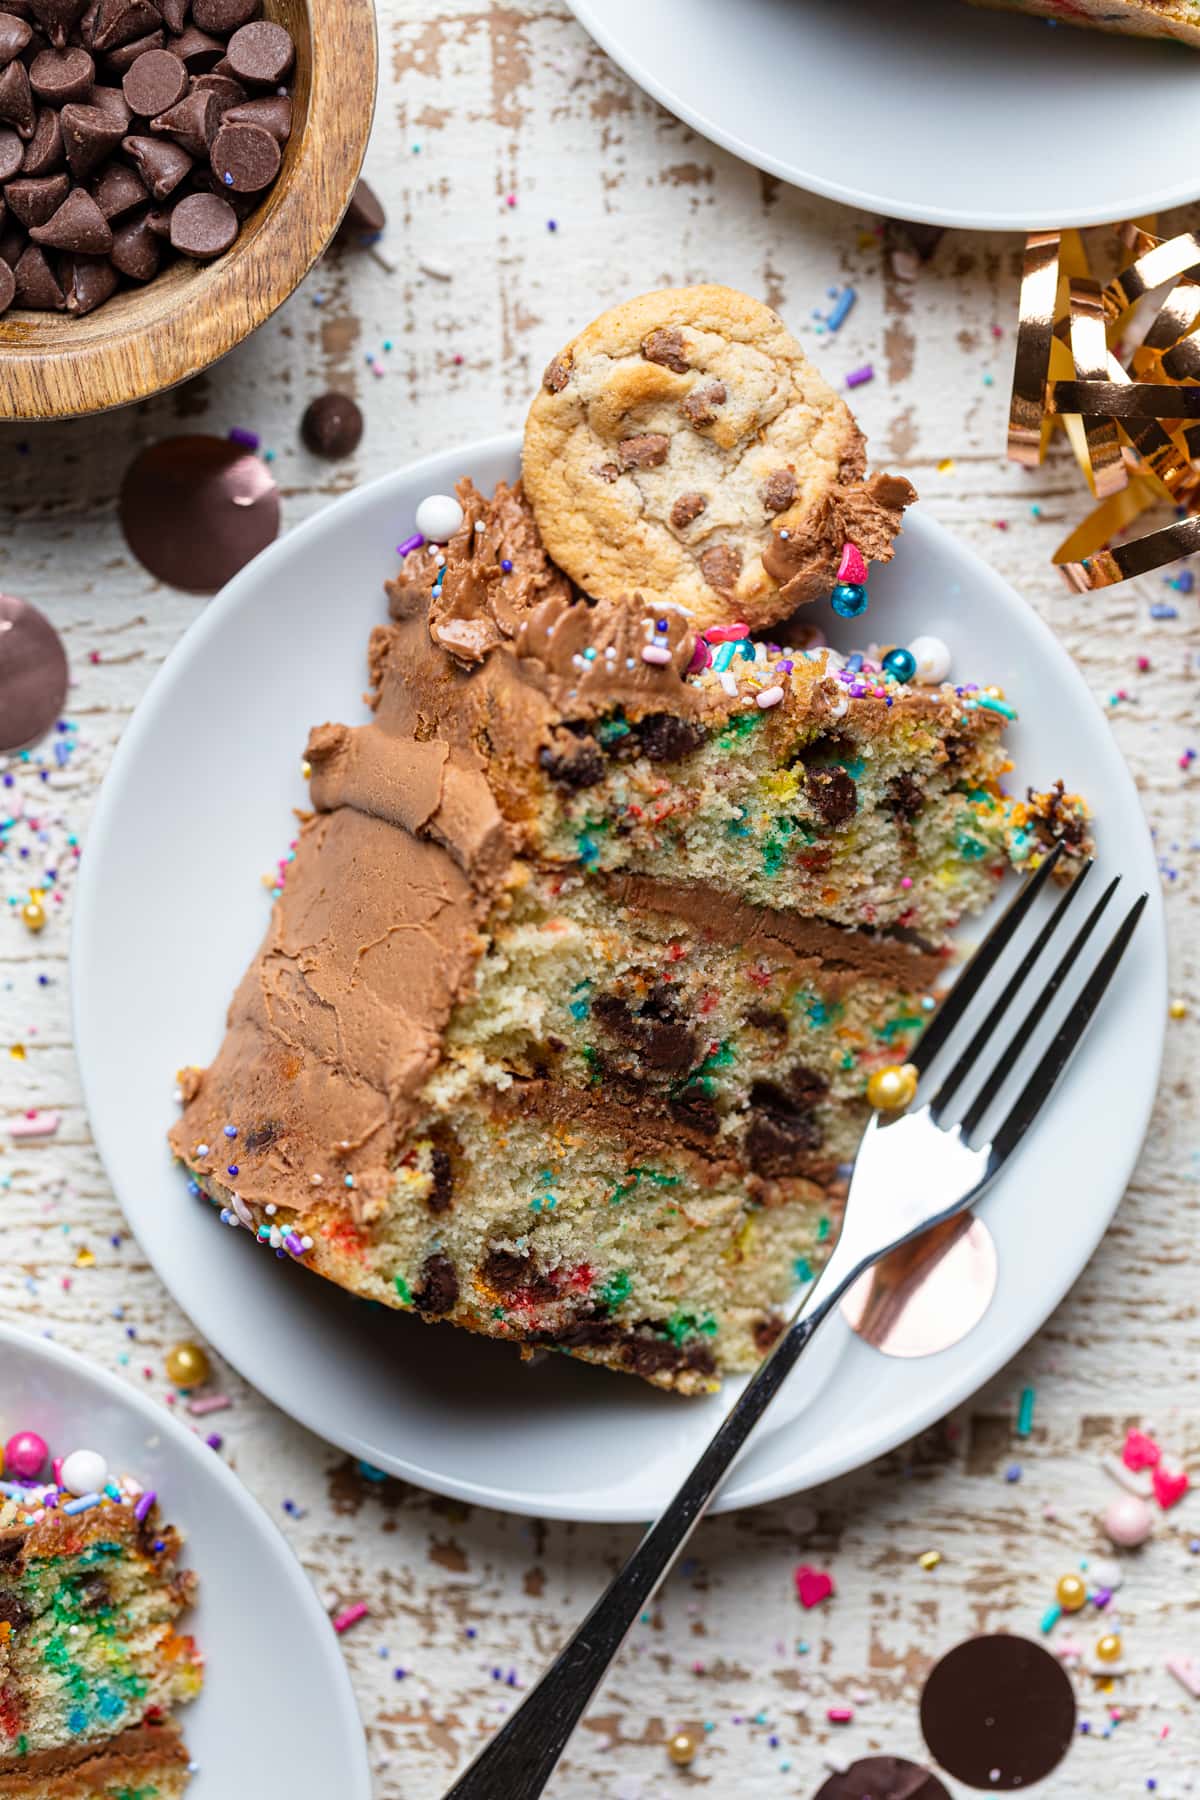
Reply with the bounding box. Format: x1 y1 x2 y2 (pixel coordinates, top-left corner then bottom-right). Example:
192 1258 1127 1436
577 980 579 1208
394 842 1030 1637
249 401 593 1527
845 364 874 389
206 1433 223 1451
223 1125 238 1139
284 1232 304 1256
776 659 794 674
226 1165 239 1177
1093 1587 1112 1609
222 171 233 185
397 532 425 557
134 1490 156 1522
393 1667 408 1679
227 428 259 452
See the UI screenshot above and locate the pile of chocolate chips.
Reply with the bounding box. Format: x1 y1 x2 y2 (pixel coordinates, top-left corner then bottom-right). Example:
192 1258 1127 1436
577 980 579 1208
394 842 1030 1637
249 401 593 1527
0 0 295 316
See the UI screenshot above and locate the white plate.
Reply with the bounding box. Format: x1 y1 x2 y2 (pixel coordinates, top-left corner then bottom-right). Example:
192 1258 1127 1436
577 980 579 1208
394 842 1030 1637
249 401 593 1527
73 433 1165 1523
0 1323 370 1795
568 0 1200 231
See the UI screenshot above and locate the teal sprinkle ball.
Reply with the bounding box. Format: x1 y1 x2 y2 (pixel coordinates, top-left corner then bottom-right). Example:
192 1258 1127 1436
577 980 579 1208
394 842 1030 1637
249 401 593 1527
831 581 868 618
882 646 917 683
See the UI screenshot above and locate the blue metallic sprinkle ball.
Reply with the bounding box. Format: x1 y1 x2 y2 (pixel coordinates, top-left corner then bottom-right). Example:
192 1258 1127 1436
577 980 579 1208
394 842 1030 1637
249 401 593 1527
831 581 868 618
882 646 917 683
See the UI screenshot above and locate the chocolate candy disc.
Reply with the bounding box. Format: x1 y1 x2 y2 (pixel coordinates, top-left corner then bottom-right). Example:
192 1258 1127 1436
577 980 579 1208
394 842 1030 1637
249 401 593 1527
0 594 70 754
812 1757 951 1800
122 46 187 118
920 1635 1076 1790
223 18 293 86
29 46 95 105
300 392 363 459
119 435 280 593
169 189 237 259
209 117 277 191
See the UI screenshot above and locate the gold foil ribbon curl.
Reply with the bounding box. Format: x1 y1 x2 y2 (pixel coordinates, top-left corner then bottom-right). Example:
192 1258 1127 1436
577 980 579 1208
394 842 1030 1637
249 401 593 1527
1007 221 1200 589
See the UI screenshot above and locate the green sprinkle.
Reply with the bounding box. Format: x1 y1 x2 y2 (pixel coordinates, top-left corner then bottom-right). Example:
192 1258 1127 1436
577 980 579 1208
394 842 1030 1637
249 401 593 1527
816 1215 831 1242
805 995 842 1029
394 1276 412 1306
1017 1386 1035 1437
794 1257 814 1284
663 1311 719 1345
597 714 631 745
1040 1602 1061 1635
600 1270 632 1309
577 833 600 865
717 710 762 747
881 1014 926 1042
955 833 988 861
976 694 1017 721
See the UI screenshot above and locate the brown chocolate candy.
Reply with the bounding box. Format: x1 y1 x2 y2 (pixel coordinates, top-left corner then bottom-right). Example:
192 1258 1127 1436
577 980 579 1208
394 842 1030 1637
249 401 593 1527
150 85 217 154
22 106 65 174
5 170 68 226
119 434 281 592
191 71 246 109
143 200 172 234
29 180 111 249
61 249 116 311
156 0 187 31
812 1757 950 1800
920 1635 1076 1790
12 240 63 305
121 130 190 196
0 224 25 267
0 255 14 311
338 177 384 242
192 0 257 32
168 186 235 256
300 392 363 459
29 44 94 102
223 18 291 85
169 23 223 67
0 12 32 61
29 0 87 47
0 59 36 136
122 44 186 113
0 124 22 179
87 81 131 124
220 91 286 140
90 155 143 214
110 203 157 275
208 114 273 190
91 0 160 53
59 99 125 176
0 594 70 753
102 25 162 70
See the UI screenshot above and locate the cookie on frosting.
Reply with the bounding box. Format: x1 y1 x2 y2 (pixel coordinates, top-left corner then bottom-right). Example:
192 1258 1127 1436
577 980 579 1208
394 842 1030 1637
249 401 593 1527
523 284 916 631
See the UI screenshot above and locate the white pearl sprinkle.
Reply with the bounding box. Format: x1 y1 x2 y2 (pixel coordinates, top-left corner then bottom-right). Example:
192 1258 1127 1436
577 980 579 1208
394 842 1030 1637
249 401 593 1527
756 685 785 708
61 1449 108 1498
415 493 465 542
908 633 952 684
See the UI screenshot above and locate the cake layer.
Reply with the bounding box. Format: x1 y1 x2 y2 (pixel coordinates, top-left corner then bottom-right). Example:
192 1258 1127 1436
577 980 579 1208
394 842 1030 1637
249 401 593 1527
0 1723 189 1798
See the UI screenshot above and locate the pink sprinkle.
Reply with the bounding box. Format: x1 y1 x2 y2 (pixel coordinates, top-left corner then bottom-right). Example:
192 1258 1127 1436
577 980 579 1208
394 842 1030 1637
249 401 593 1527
1137 655 1151 672
8 1110 60 1139
188 1394 232 1417
794 1564 835 1608
836 543 868 584
702 622 750 644
688 639 711 674
827 1706 854 1724
641 645 672 666
900 876 913 889
52 1458 63 1486
1153 1460 1190 1510
1122 1428 1161 1471
333 1603 368 1633
505 194 516 207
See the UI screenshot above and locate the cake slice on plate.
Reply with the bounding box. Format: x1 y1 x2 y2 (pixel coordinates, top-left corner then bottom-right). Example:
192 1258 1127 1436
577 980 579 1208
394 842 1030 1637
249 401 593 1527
170 287 1090 1393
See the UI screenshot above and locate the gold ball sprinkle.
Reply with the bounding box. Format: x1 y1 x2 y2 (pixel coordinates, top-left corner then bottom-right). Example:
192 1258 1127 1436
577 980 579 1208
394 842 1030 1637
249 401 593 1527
667 1731 698 1767
1095 1632 1123 1664
1169 999 1188 1020
866 1063 919 1112
1056 1573 1087 1613
165 1341 211 1389
20 899 46 933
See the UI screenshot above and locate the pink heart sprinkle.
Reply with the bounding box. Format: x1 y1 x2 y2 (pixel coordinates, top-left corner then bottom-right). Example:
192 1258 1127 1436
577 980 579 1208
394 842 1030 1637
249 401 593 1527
794 1564 835 1608
1153 1463 1190 1510
837 543 868 584
1122 1428 1161 1472
702 622 750 644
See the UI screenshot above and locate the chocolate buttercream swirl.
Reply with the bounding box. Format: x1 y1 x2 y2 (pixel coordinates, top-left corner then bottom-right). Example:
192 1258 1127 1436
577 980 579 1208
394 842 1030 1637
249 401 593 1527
515 589 702 720
763 471 917 608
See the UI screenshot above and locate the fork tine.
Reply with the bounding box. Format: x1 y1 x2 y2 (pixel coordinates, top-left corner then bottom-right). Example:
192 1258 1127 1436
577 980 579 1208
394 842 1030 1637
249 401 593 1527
928 857 1095 1122
986 892 1147 1165
959 874 1121 1138
910 841 1064 1075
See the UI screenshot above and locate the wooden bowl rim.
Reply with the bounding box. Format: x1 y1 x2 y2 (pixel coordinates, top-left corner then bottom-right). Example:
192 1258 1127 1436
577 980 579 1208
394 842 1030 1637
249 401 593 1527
0 0 377 421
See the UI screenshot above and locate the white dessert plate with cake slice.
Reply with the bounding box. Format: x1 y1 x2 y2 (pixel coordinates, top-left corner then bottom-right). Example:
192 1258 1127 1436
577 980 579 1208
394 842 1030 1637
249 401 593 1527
72 432 1165 1524
566 0 1200 230
0 1323 371 1795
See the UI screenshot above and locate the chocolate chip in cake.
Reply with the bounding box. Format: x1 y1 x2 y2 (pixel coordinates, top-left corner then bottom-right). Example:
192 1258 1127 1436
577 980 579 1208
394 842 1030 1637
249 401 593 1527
679 380 726 427
29 45 95 104
300 391 363 458
805 765 857 826
538 728 605 790
480 1247 557 1301
592 987 698 1074
209 116 277 190
22 108 66 177
542 352 570 393
0 1590 31 1632
617 432 669 470
60 101 126 178
698 543 741 593
762 468 796 514
744 1070 828 1177
223 18 293 85
669 490 707 530
412 1251 459 1315
752 1314 785 1354
75 1572 112 1613
168 188 236 257
122 45 187 116
641 325 689 372
887 771 923 818
426 1144 454 1215
633 712 706 763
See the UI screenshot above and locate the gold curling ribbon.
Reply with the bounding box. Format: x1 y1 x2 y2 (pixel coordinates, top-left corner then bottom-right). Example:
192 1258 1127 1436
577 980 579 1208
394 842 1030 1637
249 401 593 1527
1007 219 1200 590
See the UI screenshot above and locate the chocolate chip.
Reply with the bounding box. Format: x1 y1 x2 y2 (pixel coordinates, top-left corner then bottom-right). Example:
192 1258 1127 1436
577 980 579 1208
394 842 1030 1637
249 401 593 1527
75 1573 112 1613
752 1314 784 1354
156 0 187 31
641 324 689 373
592 988 697 1074
121 130 191 195
541 353 570 393
169 22 223 67
338 174 384 239
87 81 130 124
634 712 706 762
167 186 234 255
20 105 63 174
143 198 172 234
5 169 68 225
538 730 605 790
29 0 87 46
680 380 726 427
0 124 23 178
592 461 618 482
151 85 218 154
762 468 796 514
110 202 157 274
29 180 110 248
669 490 706 530
0 11 31 60
59 99 124 176
122 44 186 113
0 1591 31 1632
192 0 258 32
29 42 93 99
805 765 857 827
102 26 164 72
223 17 291 84
744 1076 825 1177
698 543 741 592
479 1248 557 1302
220 90 286 139
208 115 274 189
412 1252 458 1316
89 153 143 214
0 255 14 310
300 390 363 458
13 240 62 305
61 248 117 310
0 59 36 136
91 0 160 54
617 432 669 470
887 771 923 818
426 1145 454 1215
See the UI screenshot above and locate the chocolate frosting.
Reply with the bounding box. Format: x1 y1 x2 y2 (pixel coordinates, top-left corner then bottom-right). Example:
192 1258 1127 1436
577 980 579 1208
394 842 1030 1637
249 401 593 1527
764 471 918 607
0 1721 187 1785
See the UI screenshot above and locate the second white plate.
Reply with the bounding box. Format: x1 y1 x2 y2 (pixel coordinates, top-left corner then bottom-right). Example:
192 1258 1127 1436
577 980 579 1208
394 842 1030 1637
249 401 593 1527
72 433 1165 1523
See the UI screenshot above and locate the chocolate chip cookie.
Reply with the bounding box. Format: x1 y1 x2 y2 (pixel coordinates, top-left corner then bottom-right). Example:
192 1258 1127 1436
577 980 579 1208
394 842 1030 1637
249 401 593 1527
523 284 916 631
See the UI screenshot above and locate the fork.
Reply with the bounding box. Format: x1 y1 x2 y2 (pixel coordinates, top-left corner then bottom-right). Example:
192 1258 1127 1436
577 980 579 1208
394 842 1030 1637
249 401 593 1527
444 846 1146 1800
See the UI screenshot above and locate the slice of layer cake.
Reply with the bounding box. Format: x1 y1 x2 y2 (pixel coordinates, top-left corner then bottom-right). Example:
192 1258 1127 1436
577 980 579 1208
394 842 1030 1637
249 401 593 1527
966 0 1200 43
0 1451 201 1797
170 287 1090 1394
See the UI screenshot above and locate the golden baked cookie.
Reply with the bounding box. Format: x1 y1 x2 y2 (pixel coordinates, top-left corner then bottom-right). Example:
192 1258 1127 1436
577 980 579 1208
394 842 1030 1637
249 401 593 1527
523 284 915 632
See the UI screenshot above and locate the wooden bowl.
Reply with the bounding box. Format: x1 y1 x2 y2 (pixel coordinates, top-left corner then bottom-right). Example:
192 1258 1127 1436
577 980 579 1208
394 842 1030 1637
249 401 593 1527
0 0 377 421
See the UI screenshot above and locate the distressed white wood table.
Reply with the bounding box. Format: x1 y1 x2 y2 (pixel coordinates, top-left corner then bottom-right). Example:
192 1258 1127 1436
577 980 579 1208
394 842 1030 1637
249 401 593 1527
2 6 1198 1795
